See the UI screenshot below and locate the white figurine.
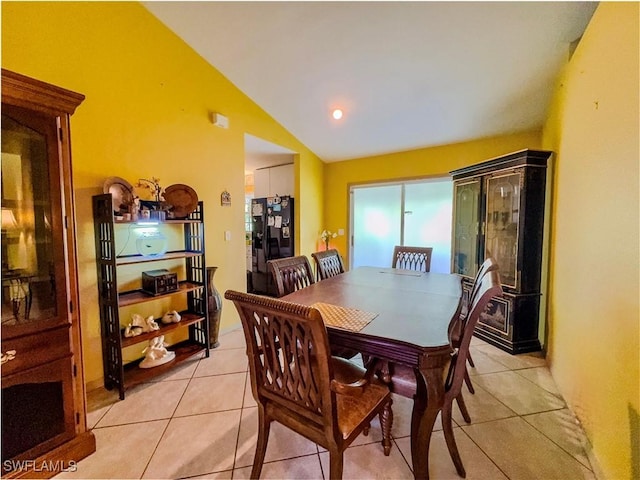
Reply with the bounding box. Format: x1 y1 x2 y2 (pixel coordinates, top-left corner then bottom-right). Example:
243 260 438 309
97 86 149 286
139 335 175 368
124 313 159 337
161 310 181 324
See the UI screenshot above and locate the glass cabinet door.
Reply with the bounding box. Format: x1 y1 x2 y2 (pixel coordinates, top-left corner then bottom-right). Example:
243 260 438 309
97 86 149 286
452 179 481 278
484 171 522 288
1 105 67 336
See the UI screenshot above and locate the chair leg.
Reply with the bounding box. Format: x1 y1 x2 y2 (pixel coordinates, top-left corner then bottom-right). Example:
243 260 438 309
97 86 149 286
467 351 475 368
379 397 393 456
463 367 475 394
363 422 370 436
442 401 466 478
328 450 344 480
251 408 271 479
455 392 471 424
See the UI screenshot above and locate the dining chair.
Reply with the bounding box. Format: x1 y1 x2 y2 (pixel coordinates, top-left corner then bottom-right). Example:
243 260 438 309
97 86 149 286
452 257 499 395
382 268 502 478
224 290 393 479
391 245 433 272
311 248 345 280
267 255 315 297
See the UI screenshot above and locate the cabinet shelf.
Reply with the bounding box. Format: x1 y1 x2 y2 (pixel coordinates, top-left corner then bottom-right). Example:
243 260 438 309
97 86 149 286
120 311 204 348
116 250 203 266
122 340 205 390
118 281 204 307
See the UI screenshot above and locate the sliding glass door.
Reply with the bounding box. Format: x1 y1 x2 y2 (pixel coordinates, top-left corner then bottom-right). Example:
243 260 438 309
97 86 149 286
350 178 452 273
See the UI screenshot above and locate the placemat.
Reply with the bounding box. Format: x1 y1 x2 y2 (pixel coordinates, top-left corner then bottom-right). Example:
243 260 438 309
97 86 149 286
312 302 378 332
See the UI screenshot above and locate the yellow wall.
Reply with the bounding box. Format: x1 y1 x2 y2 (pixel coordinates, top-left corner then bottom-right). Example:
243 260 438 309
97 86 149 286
2 2 324 385
323 130 542 263
542 3 639 479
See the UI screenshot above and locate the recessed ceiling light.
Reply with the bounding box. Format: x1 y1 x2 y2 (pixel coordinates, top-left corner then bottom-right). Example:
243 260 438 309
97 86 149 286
332 109 343 120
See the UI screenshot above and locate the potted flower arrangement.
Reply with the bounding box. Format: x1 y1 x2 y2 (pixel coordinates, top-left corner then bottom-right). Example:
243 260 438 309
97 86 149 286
320 229 337 251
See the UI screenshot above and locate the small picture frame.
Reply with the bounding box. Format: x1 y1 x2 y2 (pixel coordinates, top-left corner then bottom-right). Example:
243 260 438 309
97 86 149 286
221 190 231 206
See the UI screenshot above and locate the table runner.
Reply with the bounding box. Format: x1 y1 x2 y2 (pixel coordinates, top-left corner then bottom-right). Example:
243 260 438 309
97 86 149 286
312 302 378 332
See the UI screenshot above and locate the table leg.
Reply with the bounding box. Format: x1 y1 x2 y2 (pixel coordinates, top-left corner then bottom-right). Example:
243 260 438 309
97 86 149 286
410 365 445 480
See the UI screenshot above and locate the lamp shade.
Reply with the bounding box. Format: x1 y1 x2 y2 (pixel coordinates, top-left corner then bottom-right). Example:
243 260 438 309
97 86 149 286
1 208 18 230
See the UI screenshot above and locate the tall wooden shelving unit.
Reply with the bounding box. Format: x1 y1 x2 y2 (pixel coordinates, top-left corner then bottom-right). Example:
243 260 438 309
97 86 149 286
92 194 209 399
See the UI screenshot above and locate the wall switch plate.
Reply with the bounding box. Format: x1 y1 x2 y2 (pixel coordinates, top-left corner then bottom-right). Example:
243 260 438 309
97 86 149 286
224 231 231 241
338 228 345 236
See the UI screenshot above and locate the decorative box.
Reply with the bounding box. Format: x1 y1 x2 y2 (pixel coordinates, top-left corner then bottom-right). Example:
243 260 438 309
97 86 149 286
142 269 178 296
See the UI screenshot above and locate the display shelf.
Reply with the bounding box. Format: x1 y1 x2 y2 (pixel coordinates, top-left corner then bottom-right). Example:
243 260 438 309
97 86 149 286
114 219 201 225
116 251 204 266
122 340 205 389
118 281 203 307
120 311 205 348
93 193 209 400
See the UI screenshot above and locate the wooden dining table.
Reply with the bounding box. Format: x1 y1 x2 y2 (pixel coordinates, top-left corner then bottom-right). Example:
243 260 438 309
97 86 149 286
283 266 463 480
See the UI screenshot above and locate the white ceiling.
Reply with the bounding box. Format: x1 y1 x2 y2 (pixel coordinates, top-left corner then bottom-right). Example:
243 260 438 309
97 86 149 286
144 1 597 163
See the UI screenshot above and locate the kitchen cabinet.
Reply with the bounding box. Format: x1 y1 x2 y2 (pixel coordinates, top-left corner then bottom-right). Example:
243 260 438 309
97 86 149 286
451 149 551 353
254 163 294 197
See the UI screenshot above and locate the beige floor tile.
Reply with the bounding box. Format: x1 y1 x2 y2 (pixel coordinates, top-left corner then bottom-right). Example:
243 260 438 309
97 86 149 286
189 470 233 479
235 407 318 468
319 441 413 479
515 366 563 396
524 409 593 469
451 384 516 425
234 454 323 479
142 410 241 479
474 344 547 370
473 371 565 415
466 347 511 375
54 420 168 480
96 380 189 427
462 416 595 480
194 348 248 377
394 429 509 480
216 328 246 350
235 407 319 468
145 355 200 382
86 388 120 429
243 372 257 407
388 393 443 439
174 373 245 416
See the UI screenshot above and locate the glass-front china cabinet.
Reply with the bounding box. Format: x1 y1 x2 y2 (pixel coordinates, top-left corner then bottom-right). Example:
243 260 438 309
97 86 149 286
451 149 551 354
1 69 95 477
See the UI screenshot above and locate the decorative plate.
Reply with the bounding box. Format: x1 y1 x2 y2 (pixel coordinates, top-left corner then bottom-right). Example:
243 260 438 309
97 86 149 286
103 176 134 214
164 184 198 218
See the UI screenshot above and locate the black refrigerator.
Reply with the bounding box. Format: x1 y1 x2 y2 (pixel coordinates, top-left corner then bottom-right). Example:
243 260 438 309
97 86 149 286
249 195 294 295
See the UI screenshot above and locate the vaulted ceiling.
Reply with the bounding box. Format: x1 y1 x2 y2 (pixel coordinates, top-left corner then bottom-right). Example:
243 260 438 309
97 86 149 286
144 2 597 163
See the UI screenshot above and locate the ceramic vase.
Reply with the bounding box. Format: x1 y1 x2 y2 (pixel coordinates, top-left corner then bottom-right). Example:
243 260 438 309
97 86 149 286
206 266 222 348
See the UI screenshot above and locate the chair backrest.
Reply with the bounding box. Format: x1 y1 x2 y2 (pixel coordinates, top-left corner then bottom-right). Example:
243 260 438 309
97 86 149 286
268 255 315 297
470 257 499 303
311 249 345 280
391 246 433 272
224 290 338 435
446 269 502 398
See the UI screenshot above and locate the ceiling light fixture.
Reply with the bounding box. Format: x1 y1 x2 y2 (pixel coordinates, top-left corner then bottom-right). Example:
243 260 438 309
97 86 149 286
332 109 343 120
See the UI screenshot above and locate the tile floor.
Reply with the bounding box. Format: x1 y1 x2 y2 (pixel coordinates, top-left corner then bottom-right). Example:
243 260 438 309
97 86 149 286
57 329 597 480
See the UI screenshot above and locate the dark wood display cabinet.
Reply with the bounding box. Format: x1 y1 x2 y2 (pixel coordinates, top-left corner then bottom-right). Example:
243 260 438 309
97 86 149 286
451 149 552 354
1 70 96 477
92 195 210 399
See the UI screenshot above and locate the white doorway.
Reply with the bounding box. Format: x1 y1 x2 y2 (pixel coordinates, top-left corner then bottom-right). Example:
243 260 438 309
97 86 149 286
349 177 453 273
